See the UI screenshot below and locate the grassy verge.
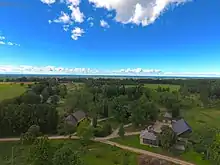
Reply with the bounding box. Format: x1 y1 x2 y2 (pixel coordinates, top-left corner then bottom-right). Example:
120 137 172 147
0 140 138 165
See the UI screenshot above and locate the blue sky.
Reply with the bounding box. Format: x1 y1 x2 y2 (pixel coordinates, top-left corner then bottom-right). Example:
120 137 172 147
0 0 220 76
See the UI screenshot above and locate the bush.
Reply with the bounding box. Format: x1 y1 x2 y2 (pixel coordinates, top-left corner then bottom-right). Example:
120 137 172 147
20 82 24 86
93 124 112 137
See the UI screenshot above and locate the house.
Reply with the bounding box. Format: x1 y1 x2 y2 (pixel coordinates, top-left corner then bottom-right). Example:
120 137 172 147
172 119 192 136
140 129 159 147
163 112 172 123
65 110 86 127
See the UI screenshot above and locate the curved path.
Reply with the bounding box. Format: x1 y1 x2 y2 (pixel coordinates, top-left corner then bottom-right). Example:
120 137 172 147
0 134 195 165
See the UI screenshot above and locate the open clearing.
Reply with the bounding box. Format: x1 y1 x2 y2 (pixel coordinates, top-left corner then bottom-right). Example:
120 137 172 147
183 107 220 132
0 140 138 165
0 84 26 101
110 135 210 165
126 84 180 91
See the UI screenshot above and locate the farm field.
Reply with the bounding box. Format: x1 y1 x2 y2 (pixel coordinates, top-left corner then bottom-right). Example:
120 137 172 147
183 107 220 132
110 135 211 165
0 140 138 165
0 84 27 101
126 84 180 91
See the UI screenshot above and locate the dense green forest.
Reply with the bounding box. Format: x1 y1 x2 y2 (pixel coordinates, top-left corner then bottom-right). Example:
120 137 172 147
1 77 220 164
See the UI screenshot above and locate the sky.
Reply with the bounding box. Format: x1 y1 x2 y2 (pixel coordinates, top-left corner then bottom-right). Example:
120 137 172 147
0 0 220 76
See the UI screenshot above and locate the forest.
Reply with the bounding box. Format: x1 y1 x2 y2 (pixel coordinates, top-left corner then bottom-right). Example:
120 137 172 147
0 77 220 165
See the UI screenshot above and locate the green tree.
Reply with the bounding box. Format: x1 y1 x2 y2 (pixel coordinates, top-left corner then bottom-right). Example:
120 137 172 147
28 136 53 165
77 121 94 146
209 133 220 164
159 126 177 150
52 145 83 165
41 88 50 103
118 124 125 138
92 116 97 128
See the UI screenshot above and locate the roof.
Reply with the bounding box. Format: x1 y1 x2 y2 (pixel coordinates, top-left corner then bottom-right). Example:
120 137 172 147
65 114 78 126
140 130 157 141
172 119 192 136
72 110 86 122
164 112 172 119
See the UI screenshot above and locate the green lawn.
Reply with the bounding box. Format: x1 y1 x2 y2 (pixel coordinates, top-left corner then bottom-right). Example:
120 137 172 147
0 84 26 101
0 140 138 165
126 84 180 91
144 84 180 91
110 135 211 165
183 107 220 132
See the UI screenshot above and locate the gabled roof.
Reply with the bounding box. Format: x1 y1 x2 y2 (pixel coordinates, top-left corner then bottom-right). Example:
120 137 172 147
72 110 86 122
164 112 172 119
65 114 78 126
140 130 157 141
172 119 192 136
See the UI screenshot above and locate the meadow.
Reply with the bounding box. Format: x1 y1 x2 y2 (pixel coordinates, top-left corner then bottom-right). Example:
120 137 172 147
183 107 220 132
0 84 27 101
0 140 138 165
126 84 180 91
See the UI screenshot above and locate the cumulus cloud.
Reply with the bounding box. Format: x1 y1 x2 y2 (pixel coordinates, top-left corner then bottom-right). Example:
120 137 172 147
100 20 110 28
41 0 56 5
69 6 85 23
71 27 85 40
41 0 191 40
66 0 80 6
54 11 71 24
89 0 190 26
0 36 5 40
0 41 5 45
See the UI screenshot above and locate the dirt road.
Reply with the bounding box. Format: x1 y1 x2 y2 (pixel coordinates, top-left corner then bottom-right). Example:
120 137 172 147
0 134 195 165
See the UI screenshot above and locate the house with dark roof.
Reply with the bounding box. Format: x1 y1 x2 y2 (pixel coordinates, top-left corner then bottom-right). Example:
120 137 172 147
140 129 159 147
172 119 192 136
65 110 87 126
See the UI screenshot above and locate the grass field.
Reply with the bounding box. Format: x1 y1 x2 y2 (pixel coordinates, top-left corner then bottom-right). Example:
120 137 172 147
0 140 138 165
110 135 211 165
183 107 220 132
126 84 180 91
0 84 27 101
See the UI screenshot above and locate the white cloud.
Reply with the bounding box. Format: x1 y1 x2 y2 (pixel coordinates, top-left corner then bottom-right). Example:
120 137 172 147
1 65 220 77
100 20 110 28
69 6 85 23
66 0 80 6
0 36 5 40
7 42 13 46
71 27 85 40
89 22 94 27
48 20 53 24
0 34 20 46
63 25 70 31
89 0 190 26
41 0 56 5
54 11 71 24
0 41 5 45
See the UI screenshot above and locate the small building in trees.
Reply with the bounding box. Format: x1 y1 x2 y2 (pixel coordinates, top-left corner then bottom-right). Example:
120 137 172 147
65 110 87 127
163 112 172 123
140 129 159 147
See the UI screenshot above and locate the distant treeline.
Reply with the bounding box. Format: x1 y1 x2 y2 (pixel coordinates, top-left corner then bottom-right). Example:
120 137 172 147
0 76 206 85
